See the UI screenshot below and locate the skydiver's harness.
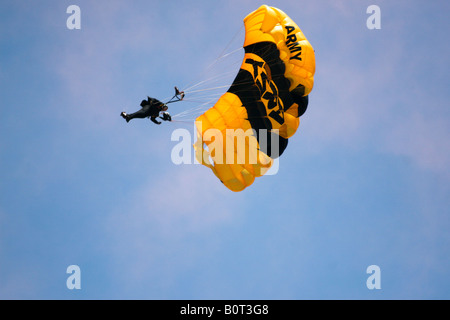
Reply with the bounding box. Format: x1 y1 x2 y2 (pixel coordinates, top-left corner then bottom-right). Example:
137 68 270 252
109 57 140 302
158 86 185 122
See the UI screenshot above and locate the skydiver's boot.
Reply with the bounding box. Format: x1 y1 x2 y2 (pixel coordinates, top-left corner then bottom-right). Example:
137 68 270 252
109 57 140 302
120 112 130 123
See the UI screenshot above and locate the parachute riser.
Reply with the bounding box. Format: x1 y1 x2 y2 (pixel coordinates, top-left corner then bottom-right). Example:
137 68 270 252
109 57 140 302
165 86 185 105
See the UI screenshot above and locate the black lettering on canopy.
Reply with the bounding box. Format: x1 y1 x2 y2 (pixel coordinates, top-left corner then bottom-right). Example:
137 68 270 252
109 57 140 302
226 42 296 157
285 25 296 34
285 25 302 61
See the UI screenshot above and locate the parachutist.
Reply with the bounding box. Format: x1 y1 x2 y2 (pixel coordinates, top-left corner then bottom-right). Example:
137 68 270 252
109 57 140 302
121 96 170 125
121 87 183 125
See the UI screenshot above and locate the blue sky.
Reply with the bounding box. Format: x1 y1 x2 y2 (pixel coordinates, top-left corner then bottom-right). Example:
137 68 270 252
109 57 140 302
1 0 449 299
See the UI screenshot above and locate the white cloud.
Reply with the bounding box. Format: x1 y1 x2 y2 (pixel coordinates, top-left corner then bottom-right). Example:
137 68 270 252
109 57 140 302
382 112 450 177
110 165 240 234
103 164 243 294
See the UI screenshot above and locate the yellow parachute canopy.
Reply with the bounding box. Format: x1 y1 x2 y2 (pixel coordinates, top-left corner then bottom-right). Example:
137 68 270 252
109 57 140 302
194 5 315 192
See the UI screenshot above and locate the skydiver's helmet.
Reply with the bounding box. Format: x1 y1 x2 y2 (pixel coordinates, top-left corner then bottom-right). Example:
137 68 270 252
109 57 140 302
161 105 168 112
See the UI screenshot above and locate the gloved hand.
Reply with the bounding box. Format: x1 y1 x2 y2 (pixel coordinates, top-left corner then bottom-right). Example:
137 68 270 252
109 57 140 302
161 112 172 121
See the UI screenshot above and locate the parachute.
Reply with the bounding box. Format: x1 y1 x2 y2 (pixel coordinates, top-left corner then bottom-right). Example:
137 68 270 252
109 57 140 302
194 5 315 192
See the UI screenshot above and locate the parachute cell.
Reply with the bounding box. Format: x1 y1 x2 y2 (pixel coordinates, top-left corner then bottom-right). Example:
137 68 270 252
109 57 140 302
194 5 316 192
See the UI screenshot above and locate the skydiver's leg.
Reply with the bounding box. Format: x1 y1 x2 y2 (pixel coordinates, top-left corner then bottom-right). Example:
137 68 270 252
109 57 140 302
125 105 152 121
